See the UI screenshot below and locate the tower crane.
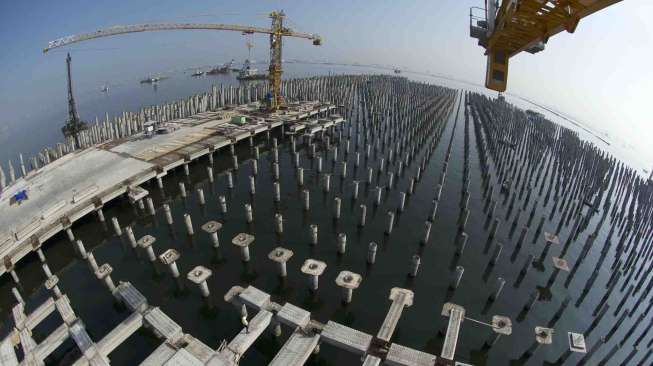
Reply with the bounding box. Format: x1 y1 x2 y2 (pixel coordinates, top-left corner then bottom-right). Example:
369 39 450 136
469 0 622 92
43 10 322 110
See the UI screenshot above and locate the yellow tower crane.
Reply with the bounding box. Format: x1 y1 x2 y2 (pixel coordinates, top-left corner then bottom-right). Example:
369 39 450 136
43 10 321 110
470 0 622 92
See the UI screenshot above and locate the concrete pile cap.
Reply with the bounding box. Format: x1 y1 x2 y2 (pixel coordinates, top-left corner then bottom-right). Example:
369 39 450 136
201 221 223 233
232 233 255 247
441 302 465 318
552 257 570 271
268 247 293 262
127 186 149 202
390 287 414 306
335 271 362 289
45 275 59 289
491 315 512 335
568 332 587 353
223 285 245 303
301 259 327 276
137 235 156 248
543 232 560 244
95 263 113 279
535 326 554 344
159 249 180 264
187 265 212 283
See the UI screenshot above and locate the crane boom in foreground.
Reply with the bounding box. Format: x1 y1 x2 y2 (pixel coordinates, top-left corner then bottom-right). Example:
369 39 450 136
470 0 622 92
43 10 322 110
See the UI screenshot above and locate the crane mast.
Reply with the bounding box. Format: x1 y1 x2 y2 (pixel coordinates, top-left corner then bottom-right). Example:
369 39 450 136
43 11 321 111
62 53 87 143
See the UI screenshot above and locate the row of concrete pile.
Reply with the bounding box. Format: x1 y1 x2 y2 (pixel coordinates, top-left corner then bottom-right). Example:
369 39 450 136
3 75 653 365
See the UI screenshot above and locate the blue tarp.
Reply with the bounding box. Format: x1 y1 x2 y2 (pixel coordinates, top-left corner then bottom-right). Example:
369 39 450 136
13 190 28 203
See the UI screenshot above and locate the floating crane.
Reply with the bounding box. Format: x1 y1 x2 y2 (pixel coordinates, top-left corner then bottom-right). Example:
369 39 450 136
470 0 622 91
43 10 322 110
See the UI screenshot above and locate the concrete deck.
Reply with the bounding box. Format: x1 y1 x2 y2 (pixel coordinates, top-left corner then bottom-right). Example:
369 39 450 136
0 102 341 276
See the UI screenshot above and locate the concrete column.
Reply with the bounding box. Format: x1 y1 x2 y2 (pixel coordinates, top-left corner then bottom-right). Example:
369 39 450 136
336 271 362 304
163 204 174 225
75 240 88 259
159 249 180 278
65 228 75 242
275 213 284 234
273 182 281 202
333 197 341 219
368 242 378 264
146 198 156 215
457 232 468 256
178 182 187 198
386 211 395 234
269 247 293 278
490 277 506 301
301 259 326 291
297 168 304 186
337 233 347 254
138 235 157 263
490 243 503 265
450 266 464 289
187 266 212 298
227 171 234 189
375 186 383 205
353 181 360 200
245 203 253 223
197 188 206 205
232 233 254 262
96 208 105 223
232 155 239 170
184 213 194 235
399 192 406 212
409 255 421 277
310 224 318 245
303 190 310 211
87 253 99 272
219 195 227 214
207 167 214 183
9 269 20 284
111 217 122 236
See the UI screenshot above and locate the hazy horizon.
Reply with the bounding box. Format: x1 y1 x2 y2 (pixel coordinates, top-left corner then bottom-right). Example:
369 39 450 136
1 0 651 172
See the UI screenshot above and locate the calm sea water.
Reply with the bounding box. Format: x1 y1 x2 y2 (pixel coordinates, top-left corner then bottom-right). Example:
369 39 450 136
0 67 646 365
0 63 647 176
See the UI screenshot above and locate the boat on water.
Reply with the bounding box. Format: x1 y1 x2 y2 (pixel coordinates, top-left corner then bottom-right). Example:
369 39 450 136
207 60 234 75
191 69 205 77
140 76 164 84
100 83 109 93
236 59 267 81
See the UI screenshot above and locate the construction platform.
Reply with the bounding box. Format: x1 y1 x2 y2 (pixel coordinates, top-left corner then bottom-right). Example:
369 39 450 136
0 101 343 276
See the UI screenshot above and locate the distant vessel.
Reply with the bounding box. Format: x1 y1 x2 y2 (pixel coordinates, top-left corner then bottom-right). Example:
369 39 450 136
100 83 109 93
140 75 164 84
236 59 267 81
207 60 234 75
394 69 401 74
191 70 205 77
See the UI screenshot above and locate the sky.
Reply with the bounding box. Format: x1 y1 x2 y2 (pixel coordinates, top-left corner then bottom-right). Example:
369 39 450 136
0 0 651 169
